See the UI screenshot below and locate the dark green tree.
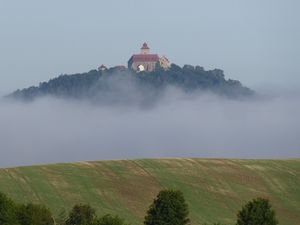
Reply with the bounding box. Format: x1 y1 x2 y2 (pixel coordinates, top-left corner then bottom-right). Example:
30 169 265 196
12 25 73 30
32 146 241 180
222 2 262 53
17 203 54 225
65 204 96 225
0 192 19 225
144 190 190 225
236 198 278 225
93 214 128 225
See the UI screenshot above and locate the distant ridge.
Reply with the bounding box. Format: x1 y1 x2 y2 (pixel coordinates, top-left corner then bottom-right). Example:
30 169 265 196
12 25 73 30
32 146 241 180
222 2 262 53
0 158 299 225
7 64 254 102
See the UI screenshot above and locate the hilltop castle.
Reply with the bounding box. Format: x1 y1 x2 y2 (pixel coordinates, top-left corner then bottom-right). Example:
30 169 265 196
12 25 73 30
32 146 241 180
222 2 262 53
128 43 170 72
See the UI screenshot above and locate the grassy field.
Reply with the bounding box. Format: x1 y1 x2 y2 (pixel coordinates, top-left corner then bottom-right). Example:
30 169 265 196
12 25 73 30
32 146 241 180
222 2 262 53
0 159 299 225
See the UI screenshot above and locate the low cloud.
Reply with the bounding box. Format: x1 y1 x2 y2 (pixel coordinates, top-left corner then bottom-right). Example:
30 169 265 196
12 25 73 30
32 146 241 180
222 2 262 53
0 87 299 168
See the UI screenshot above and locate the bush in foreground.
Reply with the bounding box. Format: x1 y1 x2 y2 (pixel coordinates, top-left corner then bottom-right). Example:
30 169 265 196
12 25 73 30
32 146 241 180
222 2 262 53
64 204 130 225
0 192 19 225
65 204 96 225
93 214 128 225
1 191 280 225
17 203 53 225
236 198 278 225
144 189 190 225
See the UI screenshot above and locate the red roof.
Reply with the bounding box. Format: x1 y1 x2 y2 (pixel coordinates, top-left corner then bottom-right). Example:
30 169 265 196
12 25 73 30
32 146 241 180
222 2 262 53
129 54 159 62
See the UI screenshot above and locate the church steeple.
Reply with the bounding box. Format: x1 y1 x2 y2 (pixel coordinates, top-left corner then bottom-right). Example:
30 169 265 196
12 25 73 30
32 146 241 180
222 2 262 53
140 42 150 54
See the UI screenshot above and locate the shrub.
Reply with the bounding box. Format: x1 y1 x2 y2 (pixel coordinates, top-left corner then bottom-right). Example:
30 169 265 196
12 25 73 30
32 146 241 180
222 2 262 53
17 203 54 225
93 214 128 225
0 192 19 225
144 189 190 225
236 198 278 225
65 204 96 225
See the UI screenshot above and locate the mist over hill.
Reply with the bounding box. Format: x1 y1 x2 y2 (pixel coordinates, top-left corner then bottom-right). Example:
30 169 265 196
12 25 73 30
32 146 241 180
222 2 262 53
8 64 253 104
2 63 300 168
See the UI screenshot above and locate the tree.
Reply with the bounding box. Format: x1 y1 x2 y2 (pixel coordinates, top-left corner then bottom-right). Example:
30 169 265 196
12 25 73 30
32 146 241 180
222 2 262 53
0 192 19 225
17 203 54 225
236 198 278 225
93 214 128 225
65 204 96 225
144 190 190 225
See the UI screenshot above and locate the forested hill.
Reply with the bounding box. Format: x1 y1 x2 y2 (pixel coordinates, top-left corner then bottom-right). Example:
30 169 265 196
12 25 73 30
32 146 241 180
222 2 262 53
8 64 254 102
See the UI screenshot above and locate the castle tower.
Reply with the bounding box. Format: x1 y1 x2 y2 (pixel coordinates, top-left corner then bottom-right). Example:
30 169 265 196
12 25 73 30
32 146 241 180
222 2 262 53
128 42 160 72
140 42 150 54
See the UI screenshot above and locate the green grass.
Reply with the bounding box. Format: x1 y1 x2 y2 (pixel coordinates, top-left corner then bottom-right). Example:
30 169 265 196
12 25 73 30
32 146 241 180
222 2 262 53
0 159 299 225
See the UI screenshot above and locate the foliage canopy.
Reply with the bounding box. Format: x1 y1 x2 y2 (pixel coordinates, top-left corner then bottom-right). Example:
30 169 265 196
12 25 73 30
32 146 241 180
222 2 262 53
93 214 128 225
9 64 253 101
236 198 278 225
0 192 19 225
65 204 96 225
17 203 53 225
144 189 190 225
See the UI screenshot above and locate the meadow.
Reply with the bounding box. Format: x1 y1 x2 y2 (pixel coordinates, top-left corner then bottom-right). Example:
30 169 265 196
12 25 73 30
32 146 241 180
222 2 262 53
0 159 299 225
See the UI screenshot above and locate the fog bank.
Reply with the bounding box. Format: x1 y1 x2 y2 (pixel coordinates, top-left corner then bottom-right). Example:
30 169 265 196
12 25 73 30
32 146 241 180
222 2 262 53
0 89 299 168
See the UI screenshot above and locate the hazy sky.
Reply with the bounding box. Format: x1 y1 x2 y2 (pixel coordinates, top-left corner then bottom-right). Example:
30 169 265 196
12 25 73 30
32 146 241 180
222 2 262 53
0 0 299 95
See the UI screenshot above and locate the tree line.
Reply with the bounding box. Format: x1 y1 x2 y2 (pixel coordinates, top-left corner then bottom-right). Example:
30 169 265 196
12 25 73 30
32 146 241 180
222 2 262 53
0 190 278 225
8 64 254 101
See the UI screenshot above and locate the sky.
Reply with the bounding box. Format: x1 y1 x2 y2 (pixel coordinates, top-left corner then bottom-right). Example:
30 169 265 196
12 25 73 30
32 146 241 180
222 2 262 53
0 1 300 167
0 0 300 95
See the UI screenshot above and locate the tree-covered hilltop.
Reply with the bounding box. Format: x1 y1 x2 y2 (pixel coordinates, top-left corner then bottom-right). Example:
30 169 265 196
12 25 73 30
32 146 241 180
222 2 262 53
8 64 254 102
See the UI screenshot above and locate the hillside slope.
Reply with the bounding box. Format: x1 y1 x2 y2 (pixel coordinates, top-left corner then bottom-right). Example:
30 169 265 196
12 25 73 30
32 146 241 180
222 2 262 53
0 159 299 225
8 65 253 102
